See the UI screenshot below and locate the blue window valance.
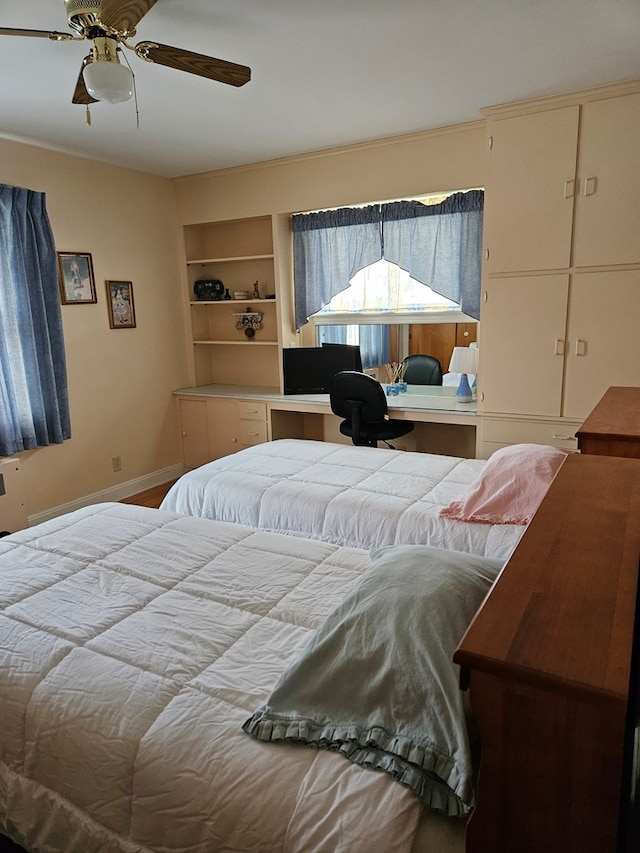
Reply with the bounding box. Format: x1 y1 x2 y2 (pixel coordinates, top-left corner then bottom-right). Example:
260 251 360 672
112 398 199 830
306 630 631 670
292 190 484 330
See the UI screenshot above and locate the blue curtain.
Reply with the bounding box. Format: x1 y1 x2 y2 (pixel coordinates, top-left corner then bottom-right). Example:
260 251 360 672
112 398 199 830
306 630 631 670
318 323 390 369
292 205 382 331
0 184 71 456
318 325 348 345
358 324 390 369
381 190 484 320
292 190 484 328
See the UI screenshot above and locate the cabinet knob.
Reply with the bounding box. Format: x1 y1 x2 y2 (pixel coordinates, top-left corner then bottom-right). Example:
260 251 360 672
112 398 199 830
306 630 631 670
554 339 565 356
563 179 576 199
575 339 587 356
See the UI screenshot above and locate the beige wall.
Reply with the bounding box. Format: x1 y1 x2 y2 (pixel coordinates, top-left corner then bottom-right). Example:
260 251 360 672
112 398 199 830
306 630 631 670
173 121 486 224
173 119 486 354
0 120 485 517
1 139 189 518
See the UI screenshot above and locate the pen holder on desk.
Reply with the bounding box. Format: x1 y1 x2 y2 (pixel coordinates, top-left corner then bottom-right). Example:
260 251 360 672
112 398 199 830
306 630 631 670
385 383 407 396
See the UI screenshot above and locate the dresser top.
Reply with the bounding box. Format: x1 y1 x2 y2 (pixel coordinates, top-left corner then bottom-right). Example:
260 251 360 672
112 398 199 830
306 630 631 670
577 386 640 442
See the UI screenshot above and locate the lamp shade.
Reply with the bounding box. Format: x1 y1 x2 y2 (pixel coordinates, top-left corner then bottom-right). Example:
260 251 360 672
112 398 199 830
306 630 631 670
83 60 133 104
448 346 479 375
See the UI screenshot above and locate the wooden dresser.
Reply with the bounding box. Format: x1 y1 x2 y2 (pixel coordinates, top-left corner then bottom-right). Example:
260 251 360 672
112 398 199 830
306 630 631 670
576 386 640 458
455 452 640 852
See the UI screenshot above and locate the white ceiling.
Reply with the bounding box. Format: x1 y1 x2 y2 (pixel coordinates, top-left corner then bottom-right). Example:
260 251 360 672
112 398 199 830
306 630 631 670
1 0 640 178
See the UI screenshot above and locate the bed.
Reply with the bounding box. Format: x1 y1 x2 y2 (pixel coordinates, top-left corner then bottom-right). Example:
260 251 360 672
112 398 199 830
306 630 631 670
160 439 531 561
0 501 506 853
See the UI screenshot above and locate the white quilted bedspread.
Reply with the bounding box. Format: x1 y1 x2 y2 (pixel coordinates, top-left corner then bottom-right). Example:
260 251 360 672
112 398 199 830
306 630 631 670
0 503 464 853
161 440 523 561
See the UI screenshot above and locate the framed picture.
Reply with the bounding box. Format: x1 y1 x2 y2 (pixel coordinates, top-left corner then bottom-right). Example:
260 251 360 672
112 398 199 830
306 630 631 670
105 280 136 329
57 252 96 304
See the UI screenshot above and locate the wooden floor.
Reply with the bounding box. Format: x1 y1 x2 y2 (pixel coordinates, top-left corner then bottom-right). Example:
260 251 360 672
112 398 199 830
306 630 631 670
120 480 177 509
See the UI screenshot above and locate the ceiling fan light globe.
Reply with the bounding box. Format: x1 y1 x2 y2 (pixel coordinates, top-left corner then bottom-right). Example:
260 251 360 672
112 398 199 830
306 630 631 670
82 61 133 104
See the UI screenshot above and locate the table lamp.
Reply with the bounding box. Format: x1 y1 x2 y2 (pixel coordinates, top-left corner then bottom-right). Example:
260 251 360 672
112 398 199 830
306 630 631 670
448 346 479 403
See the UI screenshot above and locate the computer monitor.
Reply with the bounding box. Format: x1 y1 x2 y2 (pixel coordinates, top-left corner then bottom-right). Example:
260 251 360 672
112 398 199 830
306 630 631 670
283 345 363 394
321 342 364 373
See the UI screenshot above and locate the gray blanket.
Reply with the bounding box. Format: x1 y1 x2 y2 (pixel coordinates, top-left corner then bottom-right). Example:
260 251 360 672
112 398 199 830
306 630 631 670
243 544 502 816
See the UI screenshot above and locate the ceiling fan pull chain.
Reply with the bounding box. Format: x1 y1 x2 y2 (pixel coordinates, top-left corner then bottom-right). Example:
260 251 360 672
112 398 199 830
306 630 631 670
85 104 92 126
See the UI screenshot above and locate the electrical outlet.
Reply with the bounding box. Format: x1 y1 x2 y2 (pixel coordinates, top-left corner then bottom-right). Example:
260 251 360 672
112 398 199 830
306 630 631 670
112 456 122 472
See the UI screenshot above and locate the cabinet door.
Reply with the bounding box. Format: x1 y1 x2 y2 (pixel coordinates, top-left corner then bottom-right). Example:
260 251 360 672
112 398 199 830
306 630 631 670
179 398 211 470
479 275 569 416
206 398 241 460
485 107 579 273
572 93 640 268
563 270 640 419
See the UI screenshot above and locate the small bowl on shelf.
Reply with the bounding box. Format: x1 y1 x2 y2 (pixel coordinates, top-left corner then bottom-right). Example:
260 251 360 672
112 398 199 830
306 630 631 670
234 291 249 300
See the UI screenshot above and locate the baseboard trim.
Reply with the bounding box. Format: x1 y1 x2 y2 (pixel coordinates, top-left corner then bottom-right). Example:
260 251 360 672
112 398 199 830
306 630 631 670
28 464 185 527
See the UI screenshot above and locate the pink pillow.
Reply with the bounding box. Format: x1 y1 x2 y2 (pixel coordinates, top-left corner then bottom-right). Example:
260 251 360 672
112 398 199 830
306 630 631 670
440 443 569 525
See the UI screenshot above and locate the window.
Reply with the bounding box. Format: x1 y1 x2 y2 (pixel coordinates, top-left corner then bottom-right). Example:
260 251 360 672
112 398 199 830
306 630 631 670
316 257 459 318
292 189 484 332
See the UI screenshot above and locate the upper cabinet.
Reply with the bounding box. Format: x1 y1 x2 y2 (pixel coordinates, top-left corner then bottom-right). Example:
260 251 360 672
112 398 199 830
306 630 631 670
483 106 579 273
484 90 640 275
183 216 282 388
479 82 640 431
572 94 640 268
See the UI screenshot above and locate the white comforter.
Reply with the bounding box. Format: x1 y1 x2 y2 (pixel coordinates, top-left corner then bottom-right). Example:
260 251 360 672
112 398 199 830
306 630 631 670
161 439 523 560
0 503 465 853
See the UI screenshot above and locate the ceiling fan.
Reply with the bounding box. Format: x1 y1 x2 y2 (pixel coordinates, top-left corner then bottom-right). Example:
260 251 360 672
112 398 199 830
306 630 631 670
0 0 251 106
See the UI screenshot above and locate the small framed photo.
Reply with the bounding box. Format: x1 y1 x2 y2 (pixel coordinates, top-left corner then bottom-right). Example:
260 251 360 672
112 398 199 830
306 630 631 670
105 280 136 329
57 252 96 304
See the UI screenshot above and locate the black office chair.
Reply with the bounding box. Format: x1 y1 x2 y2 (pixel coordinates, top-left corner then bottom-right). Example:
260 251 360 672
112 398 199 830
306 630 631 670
330 371 414 448
401 354 443 385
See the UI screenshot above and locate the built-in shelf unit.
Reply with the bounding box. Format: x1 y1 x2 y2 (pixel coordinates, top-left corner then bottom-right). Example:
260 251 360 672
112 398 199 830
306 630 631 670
184 215 280 387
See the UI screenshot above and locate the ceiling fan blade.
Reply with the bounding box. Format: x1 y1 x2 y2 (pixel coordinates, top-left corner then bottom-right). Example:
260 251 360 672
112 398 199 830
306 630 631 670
135 42 251 87
99 0 158 33
72 57 99 105
0 27 72 40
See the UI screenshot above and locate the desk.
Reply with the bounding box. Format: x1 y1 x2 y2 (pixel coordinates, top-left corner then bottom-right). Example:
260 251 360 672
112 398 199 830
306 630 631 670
173 384 478 465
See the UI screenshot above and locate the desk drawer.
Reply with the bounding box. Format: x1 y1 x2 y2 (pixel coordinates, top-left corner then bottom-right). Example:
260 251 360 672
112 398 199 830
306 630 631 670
239 419 268 446
238 401 267 420
479 417 580 458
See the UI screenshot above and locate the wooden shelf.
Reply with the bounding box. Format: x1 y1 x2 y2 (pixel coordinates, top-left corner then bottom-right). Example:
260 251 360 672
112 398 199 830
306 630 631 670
190 298 276 306
193 340 278 346
184 215 279 387
187 254 274 265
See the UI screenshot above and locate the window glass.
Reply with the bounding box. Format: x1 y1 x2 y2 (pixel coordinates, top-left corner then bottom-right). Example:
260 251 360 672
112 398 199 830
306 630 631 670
316 258 459 316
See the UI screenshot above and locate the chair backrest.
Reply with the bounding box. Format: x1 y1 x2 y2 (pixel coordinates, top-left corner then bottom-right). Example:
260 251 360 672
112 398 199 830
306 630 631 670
402 353 443 385
330 371 388 423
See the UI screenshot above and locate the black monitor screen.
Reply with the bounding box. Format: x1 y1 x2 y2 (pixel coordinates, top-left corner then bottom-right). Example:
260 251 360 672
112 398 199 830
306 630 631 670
283 346 363 394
